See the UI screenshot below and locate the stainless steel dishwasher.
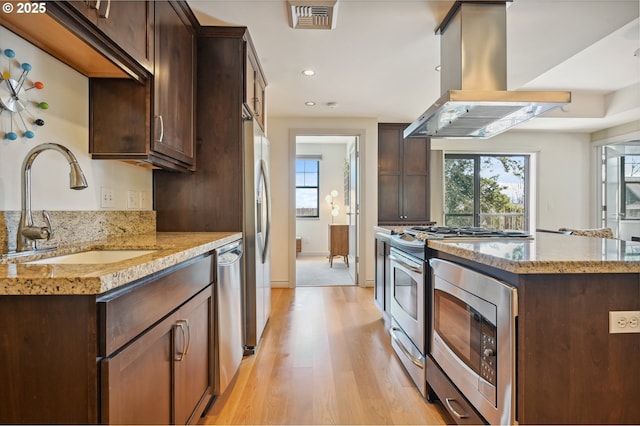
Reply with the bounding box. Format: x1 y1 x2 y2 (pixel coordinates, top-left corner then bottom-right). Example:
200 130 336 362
214 240 244 396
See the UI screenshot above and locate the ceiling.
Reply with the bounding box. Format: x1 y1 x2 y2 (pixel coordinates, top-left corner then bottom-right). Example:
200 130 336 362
187 0 640 135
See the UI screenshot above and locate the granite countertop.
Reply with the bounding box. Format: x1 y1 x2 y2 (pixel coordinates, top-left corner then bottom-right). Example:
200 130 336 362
428 231 640 274
0 232 241 295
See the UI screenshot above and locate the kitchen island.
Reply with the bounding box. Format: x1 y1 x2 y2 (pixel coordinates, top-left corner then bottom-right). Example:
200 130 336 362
427 232 640 425
0 232 241 425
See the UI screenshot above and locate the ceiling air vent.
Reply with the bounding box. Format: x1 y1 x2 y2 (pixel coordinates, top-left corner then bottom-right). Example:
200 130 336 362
287 0 338 30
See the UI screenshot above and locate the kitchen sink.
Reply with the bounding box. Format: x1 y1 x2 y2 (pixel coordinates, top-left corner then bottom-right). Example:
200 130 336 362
25 249 158 265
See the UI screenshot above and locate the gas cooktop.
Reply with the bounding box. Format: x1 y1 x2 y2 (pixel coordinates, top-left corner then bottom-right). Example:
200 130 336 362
390 226 532 261
407 226 531 240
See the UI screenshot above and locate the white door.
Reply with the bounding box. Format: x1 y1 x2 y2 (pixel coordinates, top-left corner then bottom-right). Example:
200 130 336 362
347 139 359 283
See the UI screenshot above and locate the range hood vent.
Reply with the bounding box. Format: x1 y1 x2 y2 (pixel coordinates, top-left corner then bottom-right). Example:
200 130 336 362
287 0 338 30
404 0 571 139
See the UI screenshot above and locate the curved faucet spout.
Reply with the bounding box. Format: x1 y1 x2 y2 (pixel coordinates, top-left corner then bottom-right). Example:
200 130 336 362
17 143 89 252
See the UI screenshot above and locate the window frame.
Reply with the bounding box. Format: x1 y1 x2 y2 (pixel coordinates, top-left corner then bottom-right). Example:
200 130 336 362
444 153 530 230
620 155 640 220
295 158 320 218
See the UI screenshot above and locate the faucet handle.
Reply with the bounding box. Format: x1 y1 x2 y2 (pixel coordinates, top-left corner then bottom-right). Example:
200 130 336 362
42 210 53 240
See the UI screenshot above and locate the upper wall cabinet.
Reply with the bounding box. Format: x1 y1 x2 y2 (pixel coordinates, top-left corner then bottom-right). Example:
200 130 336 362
244 32 268 131
152 0 196 167
3 0 195 171
1 1 150 80
89 1 196 172
378 123 431 225
65 1 154 72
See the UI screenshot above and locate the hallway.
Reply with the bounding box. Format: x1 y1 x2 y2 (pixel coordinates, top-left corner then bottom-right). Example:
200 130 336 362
202 287 447 425
295 255 354 286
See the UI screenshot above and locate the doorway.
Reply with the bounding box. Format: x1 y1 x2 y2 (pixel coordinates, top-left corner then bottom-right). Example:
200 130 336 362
293 134 360 286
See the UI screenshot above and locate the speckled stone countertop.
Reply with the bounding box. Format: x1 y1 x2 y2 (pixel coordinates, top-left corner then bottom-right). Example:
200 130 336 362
0 232 241 295
427 232 640 274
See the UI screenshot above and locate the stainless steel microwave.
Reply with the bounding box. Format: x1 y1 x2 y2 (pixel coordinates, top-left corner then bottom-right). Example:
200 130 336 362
430 258 518 425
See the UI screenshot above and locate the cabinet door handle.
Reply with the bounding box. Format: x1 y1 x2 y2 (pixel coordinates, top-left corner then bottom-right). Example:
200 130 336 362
174 319 190 361
253 97 261 116
155 115 164 143
98 0 111 18
92 0 101 10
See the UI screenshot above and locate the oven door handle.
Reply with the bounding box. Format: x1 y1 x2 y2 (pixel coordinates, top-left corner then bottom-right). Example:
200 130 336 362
389 255 422 273
390 327 424 368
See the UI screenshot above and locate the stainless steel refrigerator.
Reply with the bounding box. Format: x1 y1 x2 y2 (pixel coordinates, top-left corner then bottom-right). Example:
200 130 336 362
242 117 271 354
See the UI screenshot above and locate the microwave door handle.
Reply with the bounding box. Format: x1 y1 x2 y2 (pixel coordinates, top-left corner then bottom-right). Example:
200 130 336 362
389 255 422 274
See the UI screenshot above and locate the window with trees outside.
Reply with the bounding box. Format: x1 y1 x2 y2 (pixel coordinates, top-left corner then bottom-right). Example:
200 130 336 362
444 154 529 230
296 158 320 218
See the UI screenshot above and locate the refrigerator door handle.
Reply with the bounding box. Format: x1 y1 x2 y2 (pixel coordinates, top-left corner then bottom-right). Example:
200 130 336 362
259 159 271 264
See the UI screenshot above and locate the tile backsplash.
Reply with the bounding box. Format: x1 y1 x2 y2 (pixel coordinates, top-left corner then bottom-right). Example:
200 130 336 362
0 211 156 253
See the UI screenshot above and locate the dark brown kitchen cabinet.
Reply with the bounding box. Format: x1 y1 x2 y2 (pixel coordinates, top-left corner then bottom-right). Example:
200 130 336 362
378 123 431 225
0 1 148 79
155 26 267 231
101 285 213 425
64 1 154 71
246 47 267 130
0 254 215 424
152 0 196 166
89 0 197 172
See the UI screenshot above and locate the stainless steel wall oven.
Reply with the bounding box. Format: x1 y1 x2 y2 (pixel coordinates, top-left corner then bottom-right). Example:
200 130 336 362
430 258 517 425
389 246 427 397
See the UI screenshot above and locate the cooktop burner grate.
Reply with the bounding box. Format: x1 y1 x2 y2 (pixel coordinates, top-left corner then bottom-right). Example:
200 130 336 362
406 226 531 239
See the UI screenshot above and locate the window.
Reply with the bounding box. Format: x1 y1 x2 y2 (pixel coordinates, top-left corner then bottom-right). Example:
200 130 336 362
296 158 320 217
621 155 640 219
444 154 529 230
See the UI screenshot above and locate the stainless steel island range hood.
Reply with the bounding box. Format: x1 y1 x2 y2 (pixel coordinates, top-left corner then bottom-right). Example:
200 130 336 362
404 0 571 139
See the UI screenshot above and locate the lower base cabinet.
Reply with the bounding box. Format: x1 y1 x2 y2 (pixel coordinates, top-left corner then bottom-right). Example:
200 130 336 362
0 254 216 425
101 285 213 425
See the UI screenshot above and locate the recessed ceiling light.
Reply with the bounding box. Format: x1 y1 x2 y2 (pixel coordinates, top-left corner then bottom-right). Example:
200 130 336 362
305 101 316 106
302 69 316 76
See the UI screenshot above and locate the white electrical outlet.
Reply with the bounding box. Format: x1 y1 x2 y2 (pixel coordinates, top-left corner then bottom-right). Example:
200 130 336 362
609 311 640 334
101 187 115 208
127 190 140 209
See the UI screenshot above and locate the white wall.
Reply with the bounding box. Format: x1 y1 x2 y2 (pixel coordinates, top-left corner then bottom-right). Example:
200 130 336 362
267 117 377 288
431 131 594 231
296 142 349 255
0 27 152 212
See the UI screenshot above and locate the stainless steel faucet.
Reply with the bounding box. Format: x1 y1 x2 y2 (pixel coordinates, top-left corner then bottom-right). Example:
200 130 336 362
17 143 88 252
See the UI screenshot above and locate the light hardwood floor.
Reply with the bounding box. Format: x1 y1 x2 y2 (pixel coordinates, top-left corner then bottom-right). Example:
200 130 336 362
202 286 448 425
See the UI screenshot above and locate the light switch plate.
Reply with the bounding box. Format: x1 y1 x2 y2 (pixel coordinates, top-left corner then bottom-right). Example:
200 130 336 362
101 187 115 208
127 190 140 209
140 191 151 210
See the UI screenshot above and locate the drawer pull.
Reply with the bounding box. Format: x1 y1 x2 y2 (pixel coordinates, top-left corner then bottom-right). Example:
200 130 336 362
445 397 470 419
